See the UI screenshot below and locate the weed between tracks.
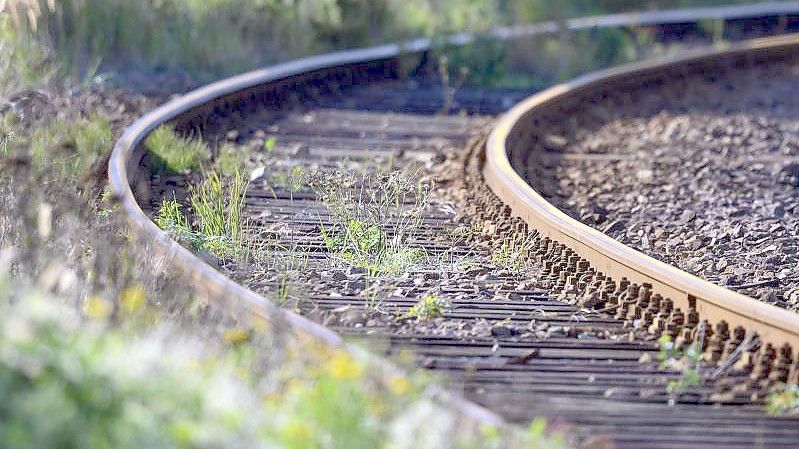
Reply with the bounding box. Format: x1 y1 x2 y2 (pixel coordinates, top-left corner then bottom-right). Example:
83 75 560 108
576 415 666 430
767 384 799 415
155 170 249 260
657 332 703 405
491 234 536 271
406 295 449 320
308 170 432 276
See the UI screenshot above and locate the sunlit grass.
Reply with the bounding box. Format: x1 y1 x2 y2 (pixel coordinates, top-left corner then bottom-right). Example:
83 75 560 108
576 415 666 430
154 170 249 259
188 170 248 257
145 125 208 174
310 170 432 276
406 294 449 320
27 114 111 180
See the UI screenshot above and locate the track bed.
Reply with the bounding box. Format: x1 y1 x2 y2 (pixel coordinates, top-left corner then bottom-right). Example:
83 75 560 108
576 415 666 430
144 75 799 448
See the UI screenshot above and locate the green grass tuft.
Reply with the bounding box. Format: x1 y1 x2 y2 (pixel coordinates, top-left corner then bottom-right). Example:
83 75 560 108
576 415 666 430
29 114 111 177
154 171 249 260
145 125 208 174
491 235 536 271
188 170 249 258
406 295 448 320
154 197 191 239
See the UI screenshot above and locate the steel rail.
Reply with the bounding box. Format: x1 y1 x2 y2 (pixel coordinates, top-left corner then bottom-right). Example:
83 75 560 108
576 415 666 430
108 2 799 430
485 33 799 368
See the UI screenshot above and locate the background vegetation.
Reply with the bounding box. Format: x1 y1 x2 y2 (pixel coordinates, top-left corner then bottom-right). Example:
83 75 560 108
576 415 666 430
0 0 772 91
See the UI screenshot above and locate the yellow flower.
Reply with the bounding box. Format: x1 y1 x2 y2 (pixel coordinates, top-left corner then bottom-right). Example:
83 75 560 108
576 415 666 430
84 296 112 320
387 375 411 396
119 285 146 314
223 328 251 346
283 421 313 445
327 350 363 380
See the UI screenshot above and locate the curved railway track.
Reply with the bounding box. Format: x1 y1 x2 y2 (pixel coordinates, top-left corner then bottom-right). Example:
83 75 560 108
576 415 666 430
110 5 799 449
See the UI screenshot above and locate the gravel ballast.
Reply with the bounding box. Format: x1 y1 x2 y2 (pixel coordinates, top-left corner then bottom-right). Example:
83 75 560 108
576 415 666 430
524 57 799 310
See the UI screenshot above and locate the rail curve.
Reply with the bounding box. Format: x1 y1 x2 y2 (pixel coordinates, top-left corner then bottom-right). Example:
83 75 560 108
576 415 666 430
108 4 799 446
485 33 799 375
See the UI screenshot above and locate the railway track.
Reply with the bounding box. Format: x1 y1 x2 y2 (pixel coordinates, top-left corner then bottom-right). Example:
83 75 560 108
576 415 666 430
110 5 799 449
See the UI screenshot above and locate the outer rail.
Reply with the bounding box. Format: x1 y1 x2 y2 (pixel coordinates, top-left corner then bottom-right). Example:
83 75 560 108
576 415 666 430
485 33 799 363
108 3 799 426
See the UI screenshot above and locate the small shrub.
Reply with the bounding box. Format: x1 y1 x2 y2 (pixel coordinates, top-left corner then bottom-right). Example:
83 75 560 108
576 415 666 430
766 384 799 415
406 295 449 320
145 125 208 174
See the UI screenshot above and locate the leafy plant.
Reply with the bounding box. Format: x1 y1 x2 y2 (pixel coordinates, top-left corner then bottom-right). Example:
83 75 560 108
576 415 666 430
406 295 449 320
145 125 208 174
766 383 799 415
